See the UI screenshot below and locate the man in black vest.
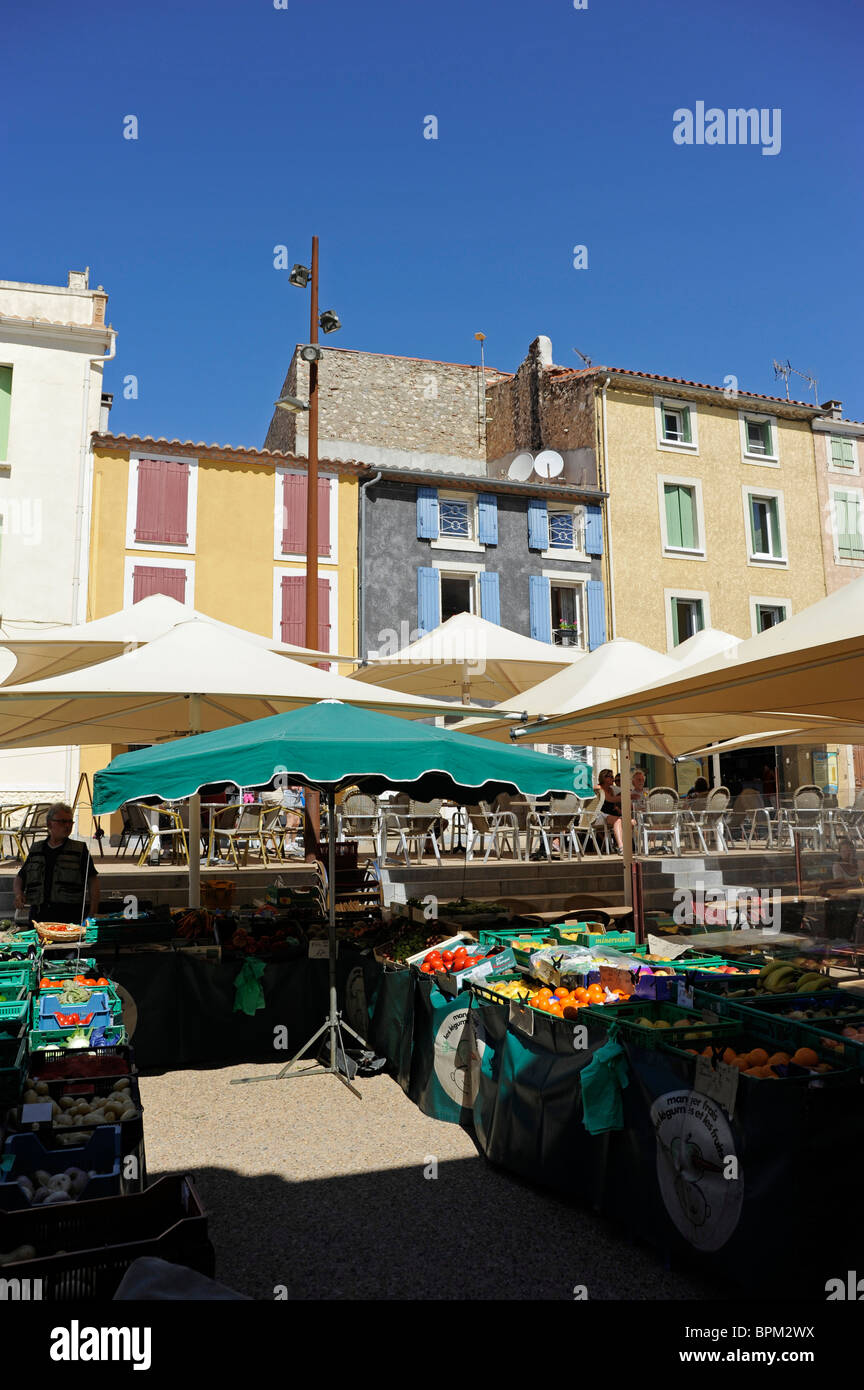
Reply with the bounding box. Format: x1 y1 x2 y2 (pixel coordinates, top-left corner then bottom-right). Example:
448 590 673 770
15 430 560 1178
13 803 100 924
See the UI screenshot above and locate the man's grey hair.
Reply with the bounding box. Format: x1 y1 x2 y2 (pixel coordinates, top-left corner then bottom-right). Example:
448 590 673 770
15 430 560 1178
47 802 74 822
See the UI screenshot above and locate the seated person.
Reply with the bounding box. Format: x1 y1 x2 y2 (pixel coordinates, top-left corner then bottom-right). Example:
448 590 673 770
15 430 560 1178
831 837 863 887
631 768 648 814
595 768 623 852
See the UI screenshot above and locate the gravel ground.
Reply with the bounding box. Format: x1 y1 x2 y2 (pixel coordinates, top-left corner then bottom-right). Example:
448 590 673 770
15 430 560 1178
139 1063 724 1301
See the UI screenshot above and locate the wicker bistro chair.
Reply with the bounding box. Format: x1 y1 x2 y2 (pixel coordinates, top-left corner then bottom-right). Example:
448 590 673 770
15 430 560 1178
682 787 732 853
402 800 445 866
525 792 584 860
136 804 189 866
208 804 284 868
465 803 522 863
777 784 826 851
337 794 384 856
567 792 609 857
378 795 412 861
637 787 682 856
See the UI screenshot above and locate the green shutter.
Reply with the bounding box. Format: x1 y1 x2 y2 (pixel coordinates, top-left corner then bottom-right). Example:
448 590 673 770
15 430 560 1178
767 497 780 556
681 408 692 443
750 498 767 554
680 487 696 547
665 485 683 547
837 491 864 560
0 367 11 462
831 436 855 469
762 421 772 456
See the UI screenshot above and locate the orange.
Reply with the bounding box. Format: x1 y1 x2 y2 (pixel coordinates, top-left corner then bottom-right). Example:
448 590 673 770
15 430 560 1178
767 1052 790 1068
537 988 554 1000
574 987 590 1003
730 1057 751 1071
744 1066 766 1077
554 988 571 1000
748 1048 769 1067
722 1047 737 1065
701 1046 713 1057
792 1047 819 1068
587 984 605 1004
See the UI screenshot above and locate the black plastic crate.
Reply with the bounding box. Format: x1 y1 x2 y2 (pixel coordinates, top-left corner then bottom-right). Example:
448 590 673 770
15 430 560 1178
0 1175 212 1300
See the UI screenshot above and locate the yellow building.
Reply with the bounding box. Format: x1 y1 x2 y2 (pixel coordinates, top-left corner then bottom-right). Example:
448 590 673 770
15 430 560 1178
79 432 361 825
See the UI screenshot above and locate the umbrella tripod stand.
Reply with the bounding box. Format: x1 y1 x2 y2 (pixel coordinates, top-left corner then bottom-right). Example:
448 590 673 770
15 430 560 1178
231 790 366 1099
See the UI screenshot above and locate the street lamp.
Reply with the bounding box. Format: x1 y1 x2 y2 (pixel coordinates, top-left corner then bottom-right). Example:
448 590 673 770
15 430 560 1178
288 235 341 856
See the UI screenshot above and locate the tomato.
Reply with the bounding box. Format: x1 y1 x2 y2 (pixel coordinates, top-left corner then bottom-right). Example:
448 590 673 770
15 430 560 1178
420 962 433 974
442 951 454 963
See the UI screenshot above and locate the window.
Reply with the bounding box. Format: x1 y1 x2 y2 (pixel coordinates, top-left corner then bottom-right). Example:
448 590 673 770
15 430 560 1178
542 505 586 558
0 366 11 462
440 572 475 621
828 435 858 473
830 488 864 563
123 556 195 607
550 581 586 648
417 562 484 633
670 595 704 645
429 490 486 552
439 497 472 541
660 479 703 555
752 601 788 633
740 411 778 465
125 454 198 553
276 470 334 560
655 397 697 451
744 489 786 563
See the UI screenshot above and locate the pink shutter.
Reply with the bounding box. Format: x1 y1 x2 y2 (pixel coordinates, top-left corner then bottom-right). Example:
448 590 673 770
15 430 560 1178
282 474 307 554
317 578 331 654
135 459 167 542
317 478 331 557
133 566 186 603
160 461 190 543
280 575 306 645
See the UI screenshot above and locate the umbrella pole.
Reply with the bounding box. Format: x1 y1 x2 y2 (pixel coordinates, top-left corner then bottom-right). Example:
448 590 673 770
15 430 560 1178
231 786 366 1096
189 695 202 910
620 734 633 909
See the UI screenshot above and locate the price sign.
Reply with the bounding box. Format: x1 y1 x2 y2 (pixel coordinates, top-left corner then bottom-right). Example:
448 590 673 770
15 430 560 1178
647 934 692 960
509 999 535 1036
694 1054 739 1117
21 1102 53 1123
599 965 634 994
308 940 334 959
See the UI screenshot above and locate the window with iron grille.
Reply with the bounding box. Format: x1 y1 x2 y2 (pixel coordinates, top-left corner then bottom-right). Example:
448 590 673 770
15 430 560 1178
439 498 473 540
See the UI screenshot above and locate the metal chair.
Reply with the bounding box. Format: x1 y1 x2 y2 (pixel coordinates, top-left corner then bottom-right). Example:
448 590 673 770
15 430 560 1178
567 792 607 858
114 801 153 858
338 794 383 856
778 784 825 851
16 803 54 854
637 787 681 855
208 804 282 867
465 803 522 862
136 804 189 866
402 800 445 865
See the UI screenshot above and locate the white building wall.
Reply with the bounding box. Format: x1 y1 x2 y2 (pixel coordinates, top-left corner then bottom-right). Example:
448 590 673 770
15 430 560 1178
0 274 114 806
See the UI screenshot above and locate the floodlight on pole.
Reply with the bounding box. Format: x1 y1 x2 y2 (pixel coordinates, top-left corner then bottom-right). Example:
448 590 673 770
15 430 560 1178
299 344 324 363
289 264 311 288
318 309 341 334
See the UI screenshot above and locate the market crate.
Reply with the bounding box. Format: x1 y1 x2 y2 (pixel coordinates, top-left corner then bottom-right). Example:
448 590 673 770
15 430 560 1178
0 1033 26 1106
28 1024 127 1053
798 1016 864 1069
690 988 855 1049
0 1174 213 1301
0 969 29 1003
469 972 534 1007
476 925 557 949
33 991 115 1034
27 1043 135 1083
556 926 637 953
38 957 99 982
0 1126 122 1209
584 999 738 1048
9 1073 144 1159
0 1014 26 1068
714 990 864 1023
658 1025 856 1087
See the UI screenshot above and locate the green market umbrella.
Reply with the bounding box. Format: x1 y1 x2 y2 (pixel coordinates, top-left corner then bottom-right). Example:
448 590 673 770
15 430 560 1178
94 699 592 1097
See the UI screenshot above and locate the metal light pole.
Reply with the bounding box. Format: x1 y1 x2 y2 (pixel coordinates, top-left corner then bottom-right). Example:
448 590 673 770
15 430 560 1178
304 236 321 857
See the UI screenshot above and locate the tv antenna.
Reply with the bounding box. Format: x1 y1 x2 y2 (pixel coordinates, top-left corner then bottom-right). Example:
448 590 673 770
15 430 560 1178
772 358 819 403
572 347 593 367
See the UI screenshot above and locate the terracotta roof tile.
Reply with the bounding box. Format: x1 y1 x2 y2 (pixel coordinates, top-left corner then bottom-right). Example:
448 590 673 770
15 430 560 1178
547 364 821 411
91 432 363 472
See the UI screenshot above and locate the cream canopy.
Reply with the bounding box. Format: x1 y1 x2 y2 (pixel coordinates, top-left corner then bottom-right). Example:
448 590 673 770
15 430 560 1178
349 611 583 703
668 627 740 664
0 618 502 751
0 594 350 686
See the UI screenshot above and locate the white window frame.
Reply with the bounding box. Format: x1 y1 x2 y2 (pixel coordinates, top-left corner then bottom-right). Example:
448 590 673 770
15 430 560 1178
657 474 706 559
542 570 588 651
273 466 339 564
826 433 860 476
436 559 484 616
664 588 711 651
739 410 779 467
123 556 195 608
748 596 790 635
430 490 483 553
654 396 699 454
828 484 864 567
272 567 338 660
541 503 588 560
125 452 199 554
742 486 788 567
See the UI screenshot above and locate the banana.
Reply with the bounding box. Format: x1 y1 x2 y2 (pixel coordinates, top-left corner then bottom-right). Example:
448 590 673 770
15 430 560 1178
765 968 800 994
796 973 827 993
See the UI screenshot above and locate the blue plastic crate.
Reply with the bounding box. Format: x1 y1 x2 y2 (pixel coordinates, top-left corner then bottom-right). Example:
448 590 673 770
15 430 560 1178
35 991 113 1033
0 1126 122 1210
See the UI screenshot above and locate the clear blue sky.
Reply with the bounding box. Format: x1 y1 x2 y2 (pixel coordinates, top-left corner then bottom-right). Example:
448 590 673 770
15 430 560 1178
5 0 863 442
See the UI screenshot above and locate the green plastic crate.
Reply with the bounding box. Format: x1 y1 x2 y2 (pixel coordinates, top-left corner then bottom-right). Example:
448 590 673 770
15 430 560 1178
0 970 29 1003
28 1023 127 1053
658 1025 855 1086
38 957 99 981
585 998 738 1048
0 1033 26 1105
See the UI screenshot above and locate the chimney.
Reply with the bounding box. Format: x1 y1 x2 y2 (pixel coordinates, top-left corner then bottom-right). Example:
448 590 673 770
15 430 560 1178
99 393 113 433
821 399 843 420
91 286 108 326
67 268 90 291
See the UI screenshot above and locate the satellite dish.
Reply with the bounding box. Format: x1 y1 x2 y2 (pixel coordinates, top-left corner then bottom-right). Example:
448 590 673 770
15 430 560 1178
508 452 534 482
534 449 564 479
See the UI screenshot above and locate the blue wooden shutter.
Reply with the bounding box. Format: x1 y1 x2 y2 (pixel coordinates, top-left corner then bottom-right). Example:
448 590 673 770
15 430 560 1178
479 571 501 624
477 493 498 545
417 566 440 633
586 579 607 650
527 498 549 550
585 504 603 556
529 574 552 642
416 486 439 539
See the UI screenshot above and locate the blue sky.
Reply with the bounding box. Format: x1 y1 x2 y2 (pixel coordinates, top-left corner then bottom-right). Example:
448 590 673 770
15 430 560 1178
5 0 862 443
